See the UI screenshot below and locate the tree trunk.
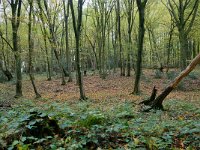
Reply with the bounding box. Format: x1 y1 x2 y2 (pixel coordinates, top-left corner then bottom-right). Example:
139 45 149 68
14 53 22 98
133 0 147 94
28 0 41 99
69 0 87 100
116 0 123 76
193 40 196 59
166 36 172 71
179 31 188 69
0 38 13 81
11 0 23 98
63 0 72 82
167 0 199 69
126 0 135 77
44 32 51 81
142 53 200 111
111 15 117 73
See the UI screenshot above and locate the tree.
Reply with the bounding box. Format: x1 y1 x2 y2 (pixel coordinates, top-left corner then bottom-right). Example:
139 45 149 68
37 0 67 85
92 0 114 78
133 0 148 94
63 0 72 82
124 0 135 76
165 0 199 69
10 0 23 98
0 0 13 81
166 15 175 71
28 0 41 98
116 0 124 76
0 37 13 81
40 23 52 81
69 0 87 100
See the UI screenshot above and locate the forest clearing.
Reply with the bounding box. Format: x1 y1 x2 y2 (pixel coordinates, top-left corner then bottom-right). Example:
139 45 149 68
0 0 200 149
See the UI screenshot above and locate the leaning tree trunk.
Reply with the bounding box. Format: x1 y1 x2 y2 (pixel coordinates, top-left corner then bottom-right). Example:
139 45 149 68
141 53 200 111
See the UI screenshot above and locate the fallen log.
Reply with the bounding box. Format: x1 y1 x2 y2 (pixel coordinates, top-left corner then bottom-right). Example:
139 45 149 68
142 53 200 111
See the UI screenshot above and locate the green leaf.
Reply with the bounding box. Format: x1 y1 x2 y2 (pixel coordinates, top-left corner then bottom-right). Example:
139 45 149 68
12 140 19 147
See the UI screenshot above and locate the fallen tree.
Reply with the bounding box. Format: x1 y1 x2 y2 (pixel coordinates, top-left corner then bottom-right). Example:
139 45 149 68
140 53 200 111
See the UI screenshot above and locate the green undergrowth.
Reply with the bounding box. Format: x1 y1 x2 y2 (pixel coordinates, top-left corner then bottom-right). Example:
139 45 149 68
0 99 199 150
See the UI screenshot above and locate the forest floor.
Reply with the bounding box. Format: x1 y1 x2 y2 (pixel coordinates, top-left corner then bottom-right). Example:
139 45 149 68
1 68 200 108
0 68 200 149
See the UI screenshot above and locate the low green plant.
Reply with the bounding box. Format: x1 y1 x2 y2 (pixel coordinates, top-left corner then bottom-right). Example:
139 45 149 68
0 99 199 149
20 111 60 138
187 72 198 80
154 70 164 79
176 81 186 91
166 71 178 80
77 111 105 128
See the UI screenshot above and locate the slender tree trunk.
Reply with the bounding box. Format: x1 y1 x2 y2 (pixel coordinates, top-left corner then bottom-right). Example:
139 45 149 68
1 39 13 81
125 0 135 76
69 0 87 100
127 32 131 76
111 15 117 73
2 0 11 70
166 28 174 71
59 24 66 86
116 0 123 76
28 0 41 98
86 34 98 71
44 32 51 80
193 40 196 59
